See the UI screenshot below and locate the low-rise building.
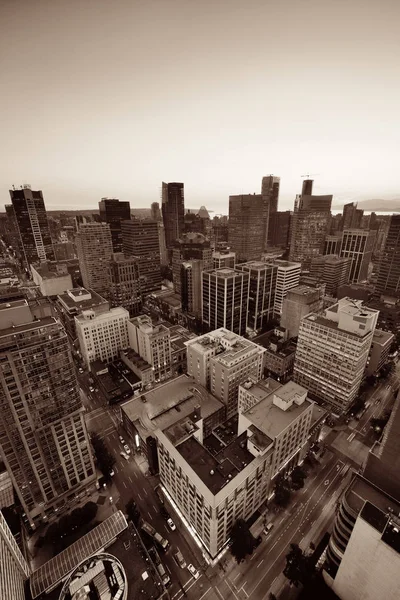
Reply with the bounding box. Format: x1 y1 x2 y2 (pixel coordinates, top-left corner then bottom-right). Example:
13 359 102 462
120 348 154 386
281 284 325 338
366 329 394 376
163 321 197 376
128 315 172 382
31 261 73 296
263 335 297 383
56 287 110 340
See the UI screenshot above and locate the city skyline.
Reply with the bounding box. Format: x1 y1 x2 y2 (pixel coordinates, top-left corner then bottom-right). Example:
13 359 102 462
1 0 399 212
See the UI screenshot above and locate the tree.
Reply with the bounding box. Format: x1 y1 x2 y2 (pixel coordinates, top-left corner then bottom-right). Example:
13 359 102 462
81 501 98 522
283 543 316 587
274 473 291 507
365 375 377 387
126 498 141 525
291 466 307 490
91 433 115 477
230 519 255 563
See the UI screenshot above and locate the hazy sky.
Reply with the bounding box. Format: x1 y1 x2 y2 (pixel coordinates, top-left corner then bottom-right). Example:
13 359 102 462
1 0 399 213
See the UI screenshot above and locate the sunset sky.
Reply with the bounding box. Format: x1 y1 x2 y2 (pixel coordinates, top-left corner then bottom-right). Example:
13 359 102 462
1 0 399 213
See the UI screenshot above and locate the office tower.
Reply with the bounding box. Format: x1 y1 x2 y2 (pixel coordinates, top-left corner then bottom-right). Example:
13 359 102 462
202 268 249 335
376 215 400 298
181 260 203 315
99 198 131 252
150 201 162 222
10 184 55 267
186 328 265 418
108 253 141 316
309 254 351 296
121 219 162 294
128 315 171 382
373 216 391 261
236 261 278 332
212 250 236 269
172 232 212 294
268 210 291 248
263 259 301 316
340 229 376 283
75 305 129 367
281 284 325 338
342 201 364 229
75 222 113 296
289 192 332 268
301 179 313 195
262 175 280 249
161 182 185 250
324 234 342 255
228 194 264 261
294 298 378 414
0 511 31 600
0 298 96 528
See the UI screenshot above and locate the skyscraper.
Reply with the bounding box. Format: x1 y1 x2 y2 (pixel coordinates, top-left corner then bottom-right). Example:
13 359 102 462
376 215 400 298
228 194 264 262
340 229 375 283
0 511 30 600
76 222 113 296
10 185 55 267
161 182 185 250
99 198 131 252
342 201 364 229
236 261 278 332
0 297 96 529
172 232 212 294
281 284 325 338
268 210 291 249
108 253 141 316
150 201 162 222
121 219 161 293
309 254 351 296
202 268 249 335
263 259 301 316
262 175 280 249
289 187 332 268
294 298 378 414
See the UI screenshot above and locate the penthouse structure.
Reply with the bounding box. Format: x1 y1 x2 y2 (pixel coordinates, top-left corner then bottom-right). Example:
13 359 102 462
128 315 172 382
294 298 379 414
186 329 265 418
236 261 278 332
202 268 249 335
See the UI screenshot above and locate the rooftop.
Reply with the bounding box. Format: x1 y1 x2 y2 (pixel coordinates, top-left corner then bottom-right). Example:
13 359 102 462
0 315 56 339
372 329 394 346
75 305 129 323
206 267 247 278
345 473 400 517
0 298 27 311
287 284 322 297
186 328 263 362
57 287 108 313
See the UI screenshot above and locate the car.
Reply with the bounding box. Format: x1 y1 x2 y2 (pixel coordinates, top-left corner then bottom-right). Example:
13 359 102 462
167 518 176 531
119 436 125 444
160 507 170 519
89 386 94 393
187 564 200 579
109 469 115 477
124 444 131 455
174 550 186 569
78 368 84 374
120 451 129 460
263 522 274 535
109 496 113 504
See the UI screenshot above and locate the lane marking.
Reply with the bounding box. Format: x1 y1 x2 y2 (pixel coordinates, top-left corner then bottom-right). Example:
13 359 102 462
256 559 264 568
138 493 143 501
122 481 127 489
198 588 211 600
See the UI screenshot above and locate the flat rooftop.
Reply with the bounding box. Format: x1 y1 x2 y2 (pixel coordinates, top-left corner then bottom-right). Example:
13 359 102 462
288 285 320 296
57 287 108 312
0 298 27 311
177 431 254 495
208 267 245 278
345 473 400 520
372 329 394 345
0 315 55 339
304 313 371 338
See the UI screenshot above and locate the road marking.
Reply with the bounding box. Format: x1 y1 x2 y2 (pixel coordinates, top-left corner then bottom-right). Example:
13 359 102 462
233 573 241 582
138 493 142 501
215 589 224 600
122 481 127 489
153 504 158 512
147 511 152 520
128 476 132 483
166 564 171 574
144 489 148 496
226 578 240 600
256 559 264 568
198 588 211 600
240 585 249 597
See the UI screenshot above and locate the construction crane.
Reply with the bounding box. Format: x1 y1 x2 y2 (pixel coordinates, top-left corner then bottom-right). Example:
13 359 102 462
301 173 320 178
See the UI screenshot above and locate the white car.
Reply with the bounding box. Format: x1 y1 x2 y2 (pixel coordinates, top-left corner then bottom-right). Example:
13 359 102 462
187 564 199 579
119 436 125 444
120 451 129 460
167 518 176 531
78 368 84 374
123 444 131 455
109 469 115 477
89 386 94 393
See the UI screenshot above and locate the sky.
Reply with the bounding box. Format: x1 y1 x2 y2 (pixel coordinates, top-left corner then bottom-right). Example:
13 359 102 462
0 0 399 214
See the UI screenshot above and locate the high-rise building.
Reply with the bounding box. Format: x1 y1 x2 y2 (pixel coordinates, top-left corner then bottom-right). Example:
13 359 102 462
236 261 278 332
294 298 378 414
212 250 236 269
181 260 203 316
76 222 113 296
161 182 185 250
186 328 265 418
202 268 249 335
309 254 351 296
228 194 264 262
340 229 375 283
10 185 55 267
128 315 171 382
262 175 280 249
281 284 325 338
172 232 212 294
157 222 168 266
376 215 400 298
301 178 314 195
0 511 31 600
324 234 342 255
121 219 161 294
263 259 301 316
0 298 96 528
289 191 332 268
108 253 141 316
150 202 162 222
342 201 364 229
268 211 291 249
75 305 129 367
99 198 131 252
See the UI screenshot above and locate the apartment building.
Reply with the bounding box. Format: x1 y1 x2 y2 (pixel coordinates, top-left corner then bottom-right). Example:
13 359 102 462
281 284 325 338
185 328 265 419
75 221 113 296
128 315 172 382
0 511 31 600
294 298 379 414
340 229 375 283
75 305 129 367
236 261 278 332
202 268 249 335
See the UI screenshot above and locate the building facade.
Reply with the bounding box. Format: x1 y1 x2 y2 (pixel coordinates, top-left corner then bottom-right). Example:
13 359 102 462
172 232 212 294
366 329 394 376
212 250 236 270
0 298 96 528
228 194 264 262
289 193 332 269
108 253 141 317
340 229 375 283
161 182 185 250
0 511 31 600
294 298 378 414
10 185 55 267
376 215 400 298
99 198 131 252
263 259 301 317
202 268 249 335
127 315 172 382
121 219 162 294
75 306 129 367
261 175 280 250
309 254 351 297
268 211 291 249
76 222 113 297
281 284 325 338
236 261 278 332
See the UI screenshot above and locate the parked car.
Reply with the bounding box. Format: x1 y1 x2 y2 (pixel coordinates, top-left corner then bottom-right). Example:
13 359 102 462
89 386 95 393
78 368 84 374
174 549 186 569
109 469 115 477
119 436 125 444
120 451 129 460
167 518 176 531
263 522 274 535
160 507 170 520
124 444 131 455
187 564 200 579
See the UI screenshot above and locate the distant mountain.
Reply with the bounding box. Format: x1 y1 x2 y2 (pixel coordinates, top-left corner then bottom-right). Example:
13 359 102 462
332 198 400 212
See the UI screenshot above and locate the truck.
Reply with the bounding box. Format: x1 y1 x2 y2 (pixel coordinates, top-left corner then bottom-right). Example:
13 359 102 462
140 520 169 552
